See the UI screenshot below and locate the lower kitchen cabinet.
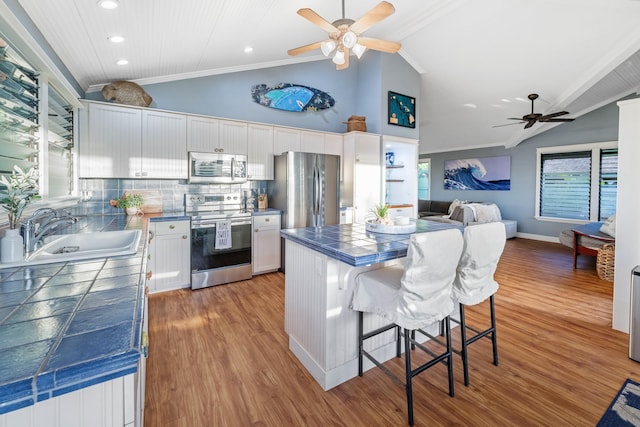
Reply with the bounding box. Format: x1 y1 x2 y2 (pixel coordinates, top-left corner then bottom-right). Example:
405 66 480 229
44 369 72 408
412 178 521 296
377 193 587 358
252 213 281 274
148 218 191 293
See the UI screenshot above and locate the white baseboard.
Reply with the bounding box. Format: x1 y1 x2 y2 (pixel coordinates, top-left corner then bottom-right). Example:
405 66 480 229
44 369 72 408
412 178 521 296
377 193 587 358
515 232 560 243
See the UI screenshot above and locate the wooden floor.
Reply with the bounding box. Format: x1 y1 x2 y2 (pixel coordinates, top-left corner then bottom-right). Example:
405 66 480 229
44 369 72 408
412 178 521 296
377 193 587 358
144 238 640 426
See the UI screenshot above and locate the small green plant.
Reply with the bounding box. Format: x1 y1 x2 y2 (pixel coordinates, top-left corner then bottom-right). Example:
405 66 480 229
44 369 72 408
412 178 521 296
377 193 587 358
114 193 144 209
369 204 392 225
0 165 40 229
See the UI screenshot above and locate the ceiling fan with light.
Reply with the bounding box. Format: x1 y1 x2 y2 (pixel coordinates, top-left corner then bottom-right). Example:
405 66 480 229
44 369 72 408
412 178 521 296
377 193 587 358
494 93 575 129
287 0 401 70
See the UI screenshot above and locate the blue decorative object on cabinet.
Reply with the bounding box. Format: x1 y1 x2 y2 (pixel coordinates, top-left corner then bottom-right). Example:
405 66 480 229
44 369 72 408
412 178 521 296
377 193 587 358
251 83 335 112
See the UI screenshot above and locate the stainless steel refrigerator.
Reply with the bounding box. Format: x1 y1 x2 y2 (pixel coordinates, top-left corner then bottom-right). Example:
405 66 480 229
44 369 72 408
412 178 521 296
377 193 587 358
268 152 340 270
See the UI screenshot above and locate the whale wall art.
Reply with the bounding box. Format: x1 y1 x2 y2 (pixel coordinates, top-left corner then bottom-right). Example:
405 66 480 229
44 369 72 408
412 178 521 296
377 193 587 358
444 156 511 191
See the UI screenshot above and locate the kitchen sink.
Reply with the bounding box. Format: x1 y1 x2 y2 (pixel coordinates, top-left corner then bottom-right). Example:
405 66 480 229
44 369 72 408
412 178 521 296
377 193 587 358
0 229 142 269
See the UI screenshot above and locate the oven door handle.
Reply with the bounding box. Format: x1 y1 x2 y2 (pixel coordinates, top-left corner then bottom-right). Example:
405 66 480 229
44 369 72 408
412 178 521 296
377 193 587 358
191 219 252 228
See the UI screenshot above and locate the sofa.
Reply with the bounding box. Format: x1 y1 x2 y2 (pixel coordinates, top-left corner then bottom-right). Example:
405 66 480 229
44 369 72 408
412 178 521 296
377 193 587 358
418 199 517 239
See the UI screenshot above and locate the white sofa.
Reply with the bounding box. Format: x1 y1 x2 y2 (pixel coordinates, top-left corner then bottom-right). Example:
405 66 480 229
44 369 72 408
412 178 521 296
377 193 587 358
426 202 517 239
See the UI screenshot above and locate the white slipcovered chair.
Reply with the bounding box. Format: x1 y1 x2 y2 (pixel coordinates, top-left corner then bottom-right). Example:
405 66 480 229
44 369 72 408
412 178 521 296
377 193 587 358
452 222 506 386
351 229 464 426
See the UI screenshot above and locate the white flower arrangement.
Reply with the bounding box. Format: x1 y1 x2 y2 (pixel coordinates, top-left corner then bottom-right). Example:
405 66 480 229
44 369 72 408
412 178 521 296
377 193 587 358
0 165 40 229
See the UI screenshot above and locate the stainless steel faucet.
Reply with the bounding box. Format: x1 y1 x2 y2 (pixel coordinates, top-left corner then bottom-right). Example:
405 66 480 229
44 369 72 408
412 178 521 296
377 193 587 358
22 209 77 254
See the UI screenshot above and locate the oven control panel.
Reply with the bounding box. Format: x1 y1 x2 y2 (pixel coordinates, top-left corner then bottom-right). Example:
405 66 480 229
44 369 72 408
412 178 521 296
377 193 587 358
184 192 245 214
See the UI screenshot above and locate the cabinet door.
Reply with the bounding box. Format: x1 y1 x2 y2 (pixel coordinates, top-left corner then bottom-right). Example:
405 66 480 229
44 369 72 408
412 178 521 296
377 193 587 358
273 127 300 155
187 115 220 152
142 110 187 179
148 221 191 293
300 131 324 154
324 133 343 180
247 123 274 180
82 102 142 178
219 120 248 154
252 215 281 274
354 134 382 223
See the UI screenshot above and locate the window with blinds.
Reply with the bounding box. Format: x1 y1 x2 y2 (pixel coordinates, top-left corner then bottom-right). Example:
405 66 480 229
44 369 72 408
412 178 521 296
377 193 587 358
537 144 618 222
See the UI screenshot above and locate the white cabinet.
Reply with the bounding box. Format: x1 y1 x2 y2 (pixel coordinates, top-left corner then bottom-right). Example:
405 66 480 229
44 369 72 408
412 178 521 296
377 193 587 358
300 130 324 153
252 213 281 274
186 115 220 152
324 133 343 180
79 101 187 179
342 132 382 223
141 110 188 178
148 219 191 294
187 116 247 154
274 127 300 155
247 123 274 180
219 120 248 154
80 102 142 178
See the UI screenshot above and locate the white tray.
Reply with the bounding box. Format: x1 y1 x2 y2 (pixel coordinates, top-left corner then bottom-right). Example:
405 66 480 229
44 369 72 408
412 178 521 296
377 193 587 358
365 220 416 234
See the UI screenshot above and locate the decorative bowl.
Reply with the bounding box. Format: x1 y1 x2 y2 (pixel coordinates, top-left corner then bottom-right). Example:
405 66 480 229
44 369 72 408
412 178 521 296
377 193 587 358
365 220 416 234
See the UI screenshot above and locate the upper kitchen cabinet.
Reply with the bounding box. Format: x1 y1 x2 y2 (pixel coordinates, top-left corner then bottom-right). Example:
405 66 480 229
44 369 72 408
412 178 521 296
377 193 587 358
324 133 343 157
187 116 247 155
273 127 300 155
300 130 324 154
247 123 274 180
79 101 187 179
342 132 382 223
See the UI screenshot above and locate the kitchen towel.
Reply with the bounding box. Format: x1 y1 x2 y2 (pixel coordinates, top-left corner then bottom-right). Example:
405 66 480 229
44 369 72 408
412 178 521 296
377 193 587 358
215 220 232 250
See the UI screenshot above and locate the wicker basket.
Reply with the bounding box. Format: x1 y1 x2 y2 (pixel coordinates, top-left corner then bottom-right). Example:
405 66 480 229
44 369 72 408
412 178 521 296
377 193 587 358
596 243 615 282
345 115 366 132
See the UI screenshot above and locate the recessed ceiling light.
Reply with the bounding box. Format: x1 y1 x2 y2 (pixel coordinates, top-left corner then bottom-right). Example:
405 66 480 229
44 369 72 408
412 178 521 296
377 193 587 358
98 0 119 9
108 35 125 43
501 98 511 103
244 46 253 53
463 103 477 109
116 59 129 65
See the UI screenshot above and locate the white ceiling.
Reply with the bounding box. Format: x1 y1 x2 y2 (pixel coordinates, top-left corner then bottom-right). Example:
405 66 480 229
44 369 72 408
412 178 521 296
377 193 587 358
14 0 640 153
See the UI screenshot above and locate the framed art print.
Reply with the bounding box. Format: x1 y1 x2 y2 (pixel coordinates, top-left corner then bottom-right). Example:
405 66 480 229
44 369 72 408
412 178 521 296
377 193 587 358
388 91 416 128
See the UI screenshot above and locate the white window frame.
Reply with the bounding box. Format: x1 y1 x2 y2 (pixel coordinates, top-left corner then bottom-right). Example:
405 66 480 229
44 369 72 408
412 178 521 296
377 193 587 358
535 141 618 223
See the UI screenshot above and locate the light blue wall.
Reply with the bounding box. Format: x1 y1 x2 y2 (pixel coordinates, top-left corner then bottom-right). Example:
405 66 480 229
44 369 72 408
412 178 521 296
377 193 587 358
422 96 633 238
85 52 421 137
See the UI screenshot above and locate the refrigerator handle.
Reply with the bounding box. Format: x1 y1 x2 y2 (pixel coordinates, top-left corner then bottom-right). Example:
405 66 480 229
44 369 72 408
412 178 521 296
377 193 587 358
315 162 322 225
312 163 318 226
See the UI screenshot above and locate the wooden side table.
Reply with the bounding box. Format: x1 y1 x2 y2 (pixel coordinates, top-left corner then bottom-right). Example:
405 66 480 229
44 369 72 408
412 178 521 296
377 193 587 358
571 222 615 269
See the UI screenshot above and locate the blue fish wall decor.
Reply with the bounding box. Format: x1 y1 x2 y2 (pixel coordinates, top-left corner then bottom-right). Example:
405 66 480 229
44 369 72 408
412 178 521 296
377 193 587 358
251 83 335 112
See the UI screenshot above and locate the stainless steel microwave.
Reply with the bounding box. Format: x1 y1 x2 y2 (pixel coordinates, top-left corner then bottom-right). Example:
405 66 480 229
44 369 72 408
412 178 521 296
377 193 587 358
188 152 247 184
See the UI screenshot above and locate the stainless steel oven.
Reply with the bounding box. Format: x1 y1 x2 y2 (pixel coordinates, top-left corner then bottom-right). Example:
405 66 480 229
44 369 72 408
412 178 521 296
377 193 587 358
185 192 252 289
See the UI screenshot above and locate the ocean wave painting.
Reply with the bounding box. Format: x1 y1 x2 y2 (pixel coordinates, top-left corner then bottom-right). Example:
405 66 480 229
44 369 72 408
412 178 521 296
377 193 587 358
251 83 335 112
444 156 511 191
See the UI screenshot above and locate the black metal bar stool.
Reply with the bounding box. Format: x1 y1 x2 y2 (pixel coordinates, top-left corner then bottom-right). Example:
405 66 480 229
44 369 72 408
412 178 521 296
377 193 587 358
351 229 464 426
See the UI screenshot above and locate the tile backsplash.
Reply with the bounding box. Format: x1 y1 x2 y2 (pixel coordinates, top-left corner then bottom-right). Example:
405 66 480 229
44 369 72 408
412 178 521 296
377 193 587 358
78 179 267 213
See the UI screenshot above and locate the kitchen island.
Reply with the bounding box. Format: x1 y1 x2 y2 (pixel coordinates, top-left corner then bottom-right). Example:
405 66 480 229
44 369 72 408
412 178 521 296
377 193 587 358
0 212 182 426
280 220 462 390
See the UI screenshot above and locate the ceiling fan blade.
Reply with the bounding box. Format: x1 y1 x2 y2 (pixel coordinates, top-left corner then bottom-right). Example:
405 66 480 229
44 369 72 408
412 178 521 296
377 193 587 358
297 8 339 33
507 117 526 121
336 48 350 70
524 120 536 129
540 118 575 123
288 41 323 56
538 111 569 121
492 122 525 128
349 1 395 34
357 37 401 53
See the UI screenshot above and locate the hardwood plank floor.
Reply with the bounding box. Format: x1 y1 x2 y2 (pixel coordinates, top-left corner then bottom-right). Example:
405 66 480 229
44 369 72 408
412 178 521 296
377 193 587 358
144 238 640 426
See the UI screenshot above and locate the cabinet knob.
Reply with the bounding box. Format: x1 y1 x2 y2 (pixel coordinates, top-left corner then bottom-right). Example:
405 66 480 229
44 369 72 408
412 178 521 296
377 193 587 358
169 224 175 229
265 218 270 222
254 229 259 232
182 235 188 239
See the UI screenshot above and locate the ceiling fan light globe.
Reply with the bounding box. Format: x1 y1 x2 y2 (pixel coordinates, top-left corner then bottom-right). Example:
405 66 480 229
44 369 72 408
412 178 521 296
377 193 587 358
332 50 346 65
342 31 357 49
353 43 366 59
321 40 336 57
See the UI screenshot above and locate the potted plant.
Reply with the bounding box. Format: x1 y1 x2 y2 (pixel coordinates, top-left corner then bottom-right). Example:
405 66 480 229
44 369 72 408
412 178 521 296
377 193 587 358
112 193 145 215
369 204 393 225
0 165 40 262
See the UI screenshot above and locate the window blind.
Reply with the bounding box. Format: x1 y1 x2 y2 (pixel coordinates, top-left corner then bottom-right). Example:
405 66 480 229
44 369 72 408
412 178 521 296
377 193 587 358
540 151 591 220
599 148 618 220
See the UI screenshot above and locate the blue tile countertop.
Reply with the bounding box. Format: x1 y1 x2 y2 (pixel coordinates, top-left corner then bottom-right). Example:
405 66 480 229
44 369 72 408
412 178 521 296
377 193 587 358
0 213 150 415
252 208 281 216
280 220 463 267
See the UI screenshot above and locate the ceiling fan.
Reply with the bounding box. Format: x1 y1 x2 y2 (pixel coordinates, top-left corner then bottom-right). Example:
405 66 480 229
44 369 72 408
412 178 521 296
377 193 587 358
495 94 575 129
287 1 401 70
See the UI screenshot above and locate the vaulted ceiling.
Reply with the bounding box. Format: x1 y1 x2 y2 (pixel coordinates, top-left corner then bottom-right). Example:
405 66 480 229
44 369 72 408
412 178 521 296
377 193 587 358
11 0 640 153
